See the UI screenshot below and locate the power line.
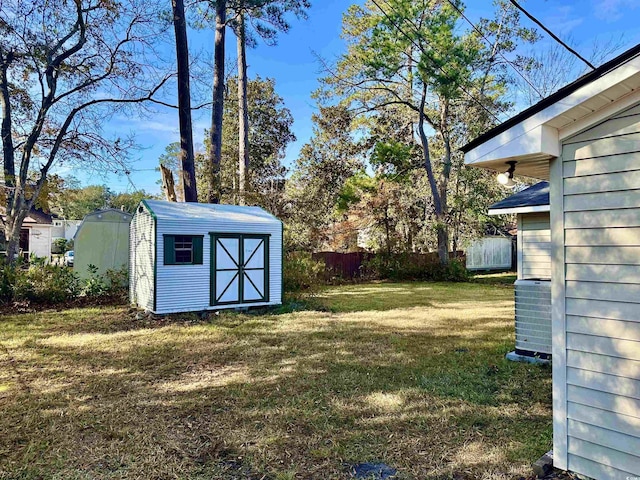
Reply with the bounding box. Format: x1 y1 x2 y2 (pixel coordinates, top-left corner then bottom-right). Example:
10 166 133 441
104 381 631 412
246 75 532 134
443 0 543 98
508 0 596 70
370 0 504 124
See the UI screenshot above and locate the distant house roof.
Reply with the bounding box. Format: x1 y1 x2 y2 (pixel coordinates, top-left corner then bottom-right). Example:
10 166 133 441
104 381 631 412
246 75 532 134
488 182 549 215
143 199 281 224
0 207 54 225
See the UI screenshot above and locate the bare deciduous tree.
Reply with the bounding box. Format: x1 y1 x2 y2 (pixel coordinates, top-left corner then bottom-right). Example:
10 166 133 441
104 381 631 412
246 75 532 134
0 0 172 261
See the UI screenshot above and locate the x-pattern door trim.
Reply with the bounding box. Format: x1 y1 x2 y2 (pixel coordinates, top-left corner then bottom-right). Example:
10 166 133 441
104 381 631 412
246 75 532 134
210 233 270 306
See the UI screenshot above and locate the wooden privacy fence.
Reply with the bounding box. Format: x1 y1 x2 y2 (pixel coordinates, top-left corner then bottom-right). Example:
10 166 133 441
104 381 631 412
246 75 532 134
311 251 465 280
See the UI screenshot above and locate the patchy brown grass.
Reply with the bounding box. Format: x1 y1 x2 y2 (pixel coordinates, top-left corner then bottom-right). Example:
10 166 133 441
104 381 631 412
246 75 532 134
0 281 552 479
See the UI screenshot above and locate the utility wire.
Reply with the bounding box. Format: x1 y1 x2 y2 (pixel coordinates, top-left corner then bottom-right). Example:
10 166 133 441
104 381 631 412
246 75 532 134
370 0 503 124
508 0 596 70
443 0 543 98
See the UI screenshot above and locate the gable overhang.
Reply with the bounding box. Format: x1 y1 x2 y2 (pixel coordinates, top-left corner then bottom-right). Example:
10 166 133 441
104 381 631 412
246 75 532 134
463 45 640 180
488 204 550 216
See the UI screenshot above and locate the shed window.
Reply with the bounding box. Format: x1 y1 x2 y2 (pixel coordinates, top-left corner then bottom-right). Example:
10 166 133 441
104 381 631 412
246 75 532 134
164 235 203 265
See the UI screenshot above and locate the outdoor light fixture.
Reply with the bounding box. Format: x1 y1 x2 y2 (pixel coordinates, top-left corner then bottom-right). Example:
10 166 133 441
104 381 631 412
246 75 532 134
497 161 517 188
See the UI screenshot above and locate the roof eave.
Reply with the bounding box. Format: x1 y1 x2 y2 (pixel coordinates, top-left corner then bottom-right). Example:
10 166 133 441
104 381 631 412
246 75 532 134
462 43 640 154
463 44 640 178
488 204 550 216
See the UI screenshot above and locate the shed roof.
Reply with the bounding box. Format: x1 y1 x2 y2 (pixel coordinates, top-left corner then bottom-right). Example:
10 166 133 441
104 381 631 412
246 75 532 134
82 208 133 221
143 200 280 224
488 182 549 215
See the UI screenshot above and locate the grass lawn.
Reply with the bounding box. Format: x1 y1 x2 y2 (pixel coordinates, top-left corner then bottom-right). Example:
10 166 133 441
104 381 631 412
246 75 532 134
0 281 552 479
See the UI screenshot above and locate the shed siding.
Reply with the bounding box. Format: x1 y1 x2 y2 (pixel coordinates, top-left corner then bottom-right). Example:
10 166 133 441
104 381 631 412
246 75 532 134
129 207 154 311
155 219 282 314
560 102 640 478
519 212 551 279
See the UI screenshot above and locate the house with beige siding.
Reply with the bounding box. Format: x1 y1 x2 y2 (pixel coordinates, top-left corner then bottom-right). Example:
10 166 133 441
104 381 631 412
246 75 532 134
463 44 640 480
488 182 552 360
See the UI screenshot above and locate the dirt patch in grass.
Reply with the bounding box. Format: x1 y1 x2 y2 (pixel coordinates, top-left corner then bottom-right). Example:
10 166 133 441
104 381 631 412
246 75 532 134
0 281 551 479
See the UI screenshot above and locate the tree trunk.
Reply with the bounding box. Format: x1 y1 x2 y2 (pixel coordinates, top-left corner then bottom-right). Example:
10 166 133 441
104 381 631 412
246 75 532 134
171 0 198 202
437 99 452 265
416 85 448 265
1 56 21 264
437 227 449 265
160 164 178 202
207 0 226 204
236 10 250 206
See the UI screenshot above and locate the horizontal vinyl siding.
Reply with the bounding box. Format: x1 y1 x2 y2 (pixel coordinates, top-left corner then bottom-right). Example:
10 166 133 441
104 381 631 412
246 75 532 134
561 102 640 479
155 219 282 314
130 208 154 311
568 385 640 419
566 264 640 283
520 213 551 280
568 454 637 480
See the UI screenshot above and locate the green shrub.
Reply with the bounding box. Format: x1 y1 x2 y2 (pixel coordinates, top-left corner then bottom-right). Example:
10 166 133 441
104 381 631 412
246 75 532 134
423 258 470 282
51 238 70 254
283 252 325 298
13 263 80 303
104 266 129 298
80 264 108 297
0 264 17 304
0 261 130 306
362 254 469 282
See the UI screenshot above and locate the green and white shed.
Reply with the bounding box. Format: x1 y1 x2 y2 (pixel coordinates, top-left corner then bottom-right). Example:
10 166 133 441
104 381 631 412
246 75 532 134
129 200 283 314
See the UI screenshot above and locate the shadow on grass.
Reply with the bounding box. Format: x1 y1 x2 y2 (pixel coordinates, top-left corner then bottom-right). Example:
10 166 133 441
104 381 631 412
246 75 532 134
0 282 549 480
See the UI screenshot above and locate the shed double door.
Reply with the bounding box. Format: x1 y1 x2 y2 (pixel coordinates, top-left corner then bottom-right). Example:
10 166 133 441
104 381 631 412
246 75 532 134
211 234 269 306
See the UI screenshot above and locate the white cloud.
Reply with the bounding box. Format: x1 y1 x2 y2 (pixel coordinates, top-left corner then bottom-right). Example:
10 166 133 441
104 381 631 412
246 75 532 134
593 0 639 21
546 5 584 34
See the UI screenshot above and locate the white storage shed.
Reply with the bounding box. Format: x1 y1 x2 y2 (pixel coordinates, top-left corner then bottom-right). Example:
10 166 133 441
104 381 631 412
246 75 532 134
129 200 283 314
463 44 640 480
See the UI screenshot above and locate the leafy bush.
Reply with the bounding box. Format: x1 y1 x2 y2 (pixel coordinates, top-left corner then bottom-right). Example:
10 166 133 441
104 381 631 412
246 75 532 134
104 266 129 298
363 254 469 282
80 264 108 297
51 238 71 254
0 264 17 304
423 258 470 282
0 261 130 306
13 263 81 303
283 252 325 299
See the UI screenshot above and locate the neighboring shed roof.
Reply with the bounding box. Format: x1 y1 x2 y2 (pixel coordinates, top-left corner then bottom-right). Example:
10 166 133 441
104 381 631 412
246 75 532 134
143 200 280 224
83 208 133 220
488 182 549 215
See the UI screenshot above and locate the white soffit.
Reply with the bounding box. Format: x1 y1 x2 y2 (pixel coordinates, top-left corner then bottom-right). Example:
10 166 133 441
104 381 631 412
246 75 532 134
488 204 550 216
464 56 640 175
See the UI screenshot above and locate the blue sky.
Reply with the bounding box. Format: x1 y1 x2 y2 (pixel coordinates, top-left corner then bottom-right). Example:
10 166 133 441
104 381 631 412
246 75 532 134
88 0 640 194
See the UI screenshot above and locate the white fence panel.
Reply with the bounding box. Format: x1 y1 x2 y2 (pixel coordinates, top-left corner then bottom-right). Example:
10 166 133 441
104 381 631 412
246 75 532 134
466 237 513 271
